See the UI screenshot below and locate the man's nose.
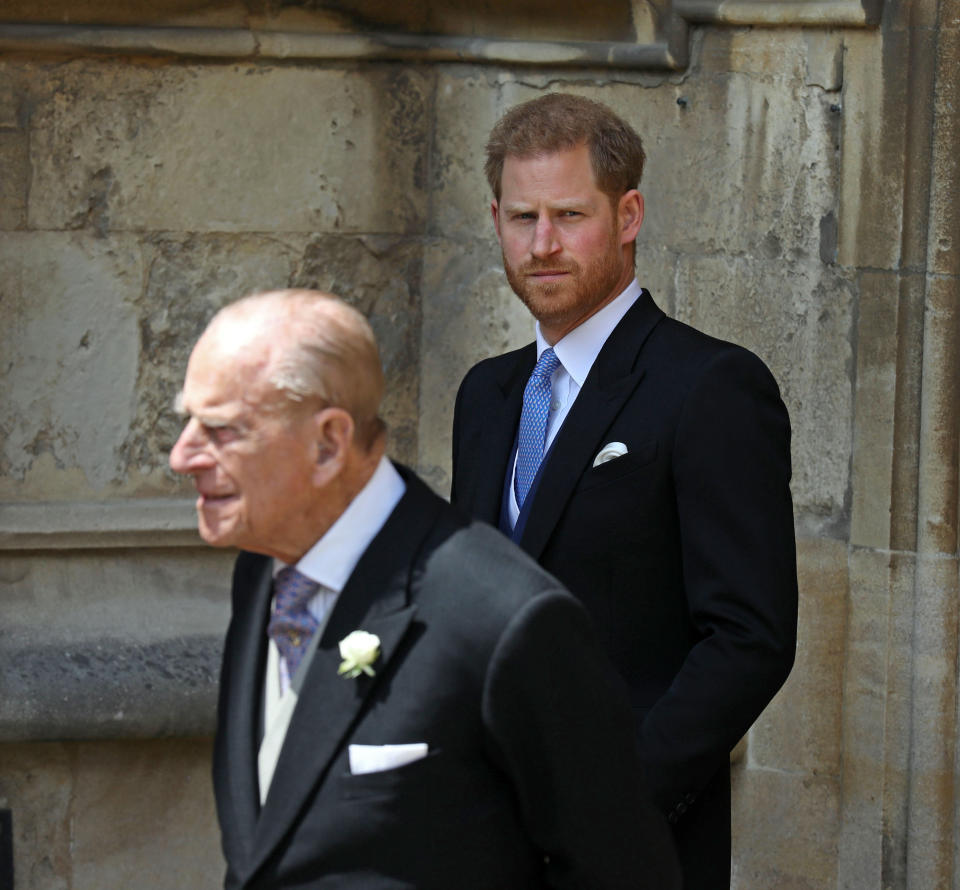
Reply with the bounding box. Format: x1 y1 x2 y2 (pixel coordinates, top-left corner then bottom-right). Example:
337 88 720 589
169 419 212 475
531 217 560 258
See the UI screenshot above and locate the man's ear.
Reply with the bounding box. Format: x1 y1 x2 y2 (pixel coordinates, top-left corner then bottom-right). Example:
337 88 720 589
618 190 644 245
491 199 502 242
310 407 354 485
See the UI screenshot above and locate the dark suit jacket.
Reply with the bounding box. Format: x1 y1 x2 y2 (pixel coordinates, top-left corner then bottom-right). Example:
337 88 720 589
213 467 680 889
451 290 798 888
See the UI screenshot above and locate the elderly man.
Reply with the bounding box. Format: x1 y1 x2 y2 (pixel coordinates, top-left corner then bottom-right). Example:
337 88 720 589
170 289 679 890
451 94 799 888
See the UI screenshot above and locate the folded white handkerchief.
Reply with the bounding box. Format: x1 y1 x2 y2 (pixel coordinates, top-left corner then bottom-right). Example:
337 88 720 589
593 441 628 467
348 743 429 775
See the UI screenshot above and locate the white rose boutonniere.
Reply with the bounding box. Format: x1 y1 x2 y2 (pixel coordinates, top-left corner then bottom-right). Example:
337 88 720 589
338 630 381 679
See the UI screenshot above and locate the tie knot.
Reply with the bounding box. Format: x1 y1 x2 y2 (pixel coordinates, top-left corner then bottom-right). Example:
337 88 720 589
532 347 560 381
269 567 322 678
273 566 320 615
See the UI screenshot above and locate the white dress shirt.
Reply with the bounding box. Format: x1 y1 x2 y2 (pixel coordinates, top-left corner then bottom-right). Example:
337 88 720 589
267 456 406 696
507 279 644 527
259 457 406 801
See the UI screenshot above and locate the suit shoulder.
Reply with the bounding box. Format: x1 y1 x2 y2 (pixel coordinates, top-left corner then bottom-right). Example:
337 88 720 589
651 316 781 391
457 344 532 394
421 514 571 619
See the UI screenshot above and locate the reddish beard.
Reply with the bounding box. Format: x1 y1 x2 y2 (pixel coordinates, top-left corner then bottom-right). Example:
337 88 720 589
503 246 626 336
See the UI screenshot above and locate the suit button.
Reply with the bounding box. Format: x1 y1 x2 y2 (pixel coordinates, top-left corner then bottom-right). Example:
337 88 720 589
676 801 687 816
685 792 697 805
667 810 679 825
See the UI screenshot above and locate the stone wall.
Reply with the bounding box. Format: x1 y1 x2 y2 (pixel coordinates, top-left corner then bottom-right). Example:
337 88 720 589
0 1 957 887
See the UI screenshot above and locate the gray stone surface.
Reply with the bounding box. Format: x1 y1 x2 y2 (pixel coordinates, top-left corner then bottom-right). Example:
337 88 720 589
0 547 231 739
0 233 143 499
0 739 222 890
24 61 430 235
673 254 855 531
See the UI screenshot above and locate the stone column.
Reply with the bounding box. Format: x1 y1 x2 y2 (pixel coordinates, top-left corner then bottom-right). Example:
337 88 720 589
840 0 960 886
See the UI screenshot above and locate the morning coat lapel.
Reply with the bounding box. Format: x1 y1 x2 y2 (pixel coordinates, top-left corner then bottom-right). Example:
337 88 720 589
219 554 273 868
243 473 442 882
463 344 535 524
518 290 665 561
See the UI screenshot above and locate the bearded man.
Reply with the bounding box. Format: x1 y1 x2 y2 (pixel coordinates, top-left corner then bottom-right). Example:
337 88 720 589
451 94 799 890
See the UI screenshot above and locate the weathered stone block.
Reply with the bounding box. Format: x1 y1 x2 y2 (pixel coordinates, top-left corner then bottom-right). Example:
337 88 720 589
0 547 231 740
0 233 143 500
731 766 840 889
837 548 916 889
749 536 846 775
673 253 855 531
849 270 899 550
838 30 910 270
0 130 28 229
804 31 844 91
0 742 72 890
928 27 959 277
25 61 430 235
903 554 960 889
0 739 221 890
71 739 222 890
289 234 423 466
429 70 501 240
916 275 960 556
417 236 532 492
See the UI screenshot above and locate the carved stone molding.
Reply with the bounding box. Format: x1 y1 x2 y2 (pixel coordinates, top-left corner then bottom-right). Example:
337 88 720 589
0 498 201 550
0 0 880 72
674 0 880 26
0 23 689 68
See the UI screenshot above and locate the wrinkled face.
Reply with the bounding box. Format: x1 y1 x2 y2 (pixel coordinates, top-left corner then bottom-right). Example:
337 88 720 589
168 335 318 562
493 143 640 343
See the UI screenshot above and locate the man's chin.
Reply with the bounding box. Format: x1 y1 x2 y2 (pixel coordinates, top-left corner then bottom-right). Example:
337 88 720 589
196 509 240 549
516 289 574 329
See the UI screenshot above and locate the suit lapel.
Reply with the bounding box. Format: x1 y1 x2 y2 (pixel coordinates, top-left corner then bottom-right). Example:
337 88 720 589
518 291 665 560
462 344 534 524
219 554 273 869
243 474 443 881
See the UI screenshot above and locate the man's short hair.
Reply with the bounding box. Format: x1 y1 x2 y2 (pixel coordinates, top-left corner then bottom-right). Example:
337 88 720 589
210 289 386 450
484 93 646 202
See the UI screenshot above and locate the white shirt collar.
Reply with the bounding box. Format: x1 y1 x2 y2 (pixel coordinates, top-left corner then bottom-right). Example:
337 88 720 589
535 279 643 386
273 456 406 591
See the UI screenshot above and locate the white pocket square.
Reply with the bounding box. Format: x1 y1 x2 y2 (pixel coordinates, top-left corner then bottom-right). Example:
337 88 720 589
593 441 628 467
348 743 428 775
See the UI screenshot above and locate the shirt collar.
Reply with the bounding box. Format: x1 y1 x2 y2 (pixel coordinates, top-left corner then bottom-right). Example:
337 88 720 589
535 279 643 387
273 456 406 591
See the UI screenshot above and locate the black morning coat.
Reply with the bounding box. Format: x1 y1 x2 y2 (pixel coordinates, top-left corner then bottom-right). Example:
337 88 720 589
451 289 799 890
213 467 681 889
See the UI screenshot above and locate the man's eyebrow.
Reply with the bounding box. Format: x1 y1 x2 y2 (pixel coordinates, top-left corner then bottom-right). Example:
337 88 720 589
502 198 592 212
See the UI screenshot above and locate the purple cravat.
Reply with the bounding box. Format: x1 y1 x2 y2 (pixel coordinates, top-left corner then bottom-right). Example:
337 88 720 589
267 566 320 677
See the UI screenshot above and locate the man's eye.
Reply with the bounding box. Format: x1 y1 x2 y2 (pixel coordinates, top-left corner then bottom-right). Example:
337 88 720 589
204 425 237 444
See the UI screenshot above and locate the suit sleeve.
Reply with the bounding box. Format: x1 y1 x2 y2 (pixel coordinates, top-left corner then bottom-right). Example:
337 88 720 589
639 347 798 817
450 362 477 507
483 590 681 890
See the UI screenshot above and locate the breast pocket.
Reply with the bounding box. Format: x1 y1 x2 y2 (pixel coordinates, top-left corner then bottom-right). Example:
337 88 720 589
579 438 658 492
338 748 443 802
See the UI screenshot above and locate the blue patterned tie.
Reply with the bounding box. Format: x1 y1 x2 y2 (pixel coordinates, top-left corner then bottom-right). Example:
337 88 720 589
267 567 320 676
515 347 561 508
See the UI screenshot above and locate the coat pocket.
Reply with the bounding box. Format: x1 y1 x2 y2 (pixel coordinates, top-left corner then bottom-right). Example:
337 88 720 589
579 438 658 492
338 748 443 801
